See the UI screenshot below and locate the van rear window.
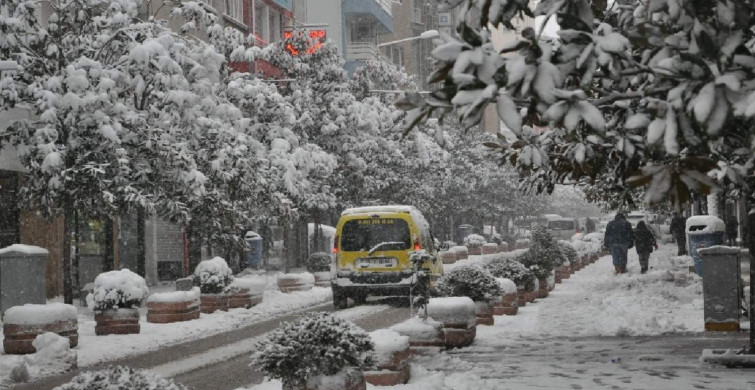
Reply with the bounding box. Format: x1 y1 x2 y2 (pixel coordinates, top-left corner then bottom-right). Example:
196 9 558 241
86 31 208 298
341 219 410 252
548 220 575 230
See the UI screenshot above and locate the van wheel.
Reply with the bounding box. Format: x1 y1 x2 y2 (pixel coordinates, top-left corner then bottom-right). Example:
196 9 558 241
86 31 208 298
333 293 348 310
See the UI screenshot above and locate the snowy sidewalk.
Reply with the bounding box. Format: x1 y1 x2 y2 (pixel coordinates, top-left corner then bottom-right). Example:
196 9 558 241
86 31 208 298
382 244 754 389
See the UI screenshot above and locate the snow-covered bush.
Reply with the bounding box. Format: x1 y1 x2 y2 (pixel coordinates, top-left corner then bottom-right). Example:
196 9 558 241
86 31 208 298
518 226 562 279
251 312 373 388
86 269 148 311
305 252 331 273
484 258 535 287
193 257 233 294
558 241 578 265
463 234 486 248
54 366 187 390
436 265 501 303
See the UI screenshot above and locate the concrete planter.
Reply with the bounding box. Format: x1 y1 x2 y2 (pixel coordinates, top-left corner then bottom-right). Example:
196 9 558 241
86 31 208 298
498 243 510 252
493 293 519 316
293 367 366 390
424 297 476 349
364 331 411 386
390 317 445 356
200 293 229 314
313 272 332 288
3 304 78 354
278 273 315 293
227 288 263 309
95 308 140 335
467 246 482 256
474 301 494 326
557 265 571 281
450 246 468 260
147 300 200 324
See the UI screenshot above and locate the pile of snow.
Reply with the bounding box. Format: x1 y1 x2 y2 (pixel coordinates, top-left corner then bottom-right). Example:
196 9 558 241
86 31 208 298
277 272 315 285
312 271 332 281
496 278 517 294
32 333 77 370
227 277 267 294
369 329 409 366
571 233 584 241
686 216 725 233
424 297 476 326
4 303 77 325
0 244 49 256
582 232 603 243
146 287 201 304
389 317 443 342
86 269 148 311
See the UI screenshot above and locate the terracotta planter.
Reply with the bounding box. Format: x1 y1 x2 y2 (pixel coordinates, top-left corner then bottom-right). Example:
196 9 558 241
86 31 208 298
481 244 498 255
285 367 366 390
493 293 519 316
439 251 457 264
147 300 200 323
516 286 527 307
95 308 140 335
278 275 315 293
364 343 411 386
313 272 332 288
559 265 571 280
443 325 476 348
4 319 78 354
474 301 494 326
200 293 229 314
390 317 444 356
467 246 482 256
227 288 263 309
537 278 549 299
498 243 510 252
425 297 476 349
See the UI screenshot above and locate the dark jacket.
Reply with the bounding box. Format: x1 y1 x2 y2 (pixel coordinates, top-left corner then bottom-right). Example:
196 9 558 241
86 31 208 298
634 223 656 254
670 215 686 238
605 215 634 248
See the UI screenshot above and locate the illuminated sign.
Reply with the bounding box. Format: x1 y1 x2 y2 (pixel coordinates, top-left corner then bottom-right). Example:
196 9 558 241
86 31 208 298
283 29 327 55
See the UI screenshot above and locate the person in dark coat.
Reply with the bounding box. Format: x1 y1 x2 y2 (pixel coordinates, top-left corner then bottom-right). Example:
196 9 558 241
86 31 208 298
726 218 738 246
604 213 634 274
585 218 596 233
669 213 687 255
634 221 657 274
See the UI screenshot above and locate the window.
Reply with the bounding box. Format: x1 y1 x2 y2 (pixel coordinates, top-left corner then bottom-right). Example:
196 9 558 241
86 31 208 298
548 220 575 230
340 219 410 252
254 6 264 39
224 0 243 22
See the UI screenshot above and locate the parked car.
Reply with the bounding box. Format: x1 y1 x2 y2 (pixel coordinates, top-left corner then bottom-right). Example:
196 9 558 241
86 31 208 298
330 205 443 309
548 218 578 240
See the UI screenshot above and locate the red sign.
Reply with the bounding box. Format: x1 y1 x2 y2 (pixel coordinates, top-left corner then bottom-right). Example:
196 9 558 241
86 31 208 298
284 29 327 56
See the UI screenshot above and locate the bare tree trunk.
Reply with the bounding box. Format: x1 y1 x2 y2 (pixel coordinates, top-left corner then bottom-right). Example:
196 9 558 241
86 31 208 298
62 197 73 304
136 208 145 277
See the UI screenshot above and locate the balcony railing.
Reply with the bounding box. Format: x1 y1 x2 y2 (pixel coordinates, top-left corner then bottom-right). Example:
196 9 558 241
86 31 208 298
346 42 379 61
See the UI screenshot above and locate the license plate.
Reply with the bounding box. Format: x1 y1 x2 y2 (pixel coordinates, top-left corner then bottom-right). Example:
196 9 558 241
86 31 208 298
357 258 397 268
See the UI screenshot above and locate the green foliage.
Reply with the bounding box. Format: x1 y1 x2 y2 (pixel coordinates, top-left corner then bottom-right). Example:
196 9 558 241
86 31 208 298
558 241 578 265
484 257 535 287
519 226 562 279
436 265 502 302
305 252 332 273
251 312 374 388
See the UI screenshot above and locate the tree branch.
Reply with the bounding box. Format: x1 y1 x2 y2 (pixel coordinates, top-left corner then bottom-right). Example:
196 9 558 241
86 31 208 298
592 87 670 106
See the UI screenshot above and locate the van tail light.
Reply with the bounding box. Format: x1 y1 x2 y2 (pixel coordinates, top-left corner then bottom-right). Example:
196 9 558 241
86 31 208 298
414 238 421 251
332 235 339 254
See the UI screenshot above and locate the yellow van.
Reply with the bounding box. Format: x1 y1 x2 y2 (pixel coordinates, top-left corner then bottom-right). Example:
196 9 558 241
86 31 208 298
331 205 442 309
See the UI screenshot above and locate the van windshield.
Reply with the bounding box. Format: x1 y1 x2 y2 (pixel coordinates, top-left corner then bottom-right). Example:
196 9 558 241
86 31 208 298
548 220 575 230
341 218 411 252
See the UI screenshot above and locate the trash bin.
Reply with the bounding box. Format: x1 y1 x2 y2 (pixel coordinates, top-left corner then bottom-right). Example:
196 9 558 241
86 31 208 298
244 231 263 269
698 246 741 331
0 244 48 316
686 216 725 277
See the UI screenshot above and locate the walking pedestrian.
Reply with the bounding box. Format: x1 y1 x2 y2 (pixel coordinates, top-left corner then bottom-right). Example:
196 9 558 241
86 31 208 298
604 213 634 274
585 218 596 233
634 221 657 274
726 217 738 247
669 213 687 255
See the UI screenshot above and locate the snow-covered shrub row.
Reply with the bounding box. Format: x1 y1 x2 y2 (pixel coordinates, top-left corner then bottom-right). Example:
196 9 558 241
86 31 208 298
193 257 233 294
496 278 518 295
305 252 331 273
463 234 486 248
251 312 373 388
484 257 535 288
86 269 148 311
436 265 501 303
54 366 187 390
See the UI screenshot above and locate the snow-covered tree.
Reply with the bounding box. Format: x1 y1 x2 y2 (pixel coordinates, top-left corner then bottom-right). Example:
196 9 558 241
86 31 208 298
397 0 755 212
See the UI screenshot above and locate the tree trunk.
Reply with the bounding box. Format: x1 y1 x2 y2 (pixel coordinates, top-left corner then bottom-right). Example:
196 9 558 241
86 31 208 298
136 208 146 277
282 221 290 274
62 197 74 304
103 217 114 272
747 212 755 354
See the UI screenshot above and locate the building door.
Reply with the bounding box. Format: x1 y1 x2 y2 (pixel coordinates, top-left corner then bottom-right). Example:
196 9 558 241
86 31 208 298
0 171 19 248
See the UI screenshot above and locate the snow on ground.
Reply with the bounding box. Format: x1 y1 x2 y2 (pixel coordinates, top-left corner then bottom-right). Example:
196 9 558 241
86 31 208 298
0 272 333 385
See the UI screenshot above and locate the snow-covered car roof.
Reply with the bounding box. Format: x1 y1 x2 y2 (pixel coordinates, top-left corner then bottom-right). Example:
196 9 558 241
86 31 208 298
341 205 418 215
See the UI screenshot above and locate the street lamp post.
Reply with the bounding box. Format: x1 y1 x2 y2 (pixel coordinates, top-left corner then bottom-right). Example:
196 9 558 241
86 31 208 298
377 29 439 48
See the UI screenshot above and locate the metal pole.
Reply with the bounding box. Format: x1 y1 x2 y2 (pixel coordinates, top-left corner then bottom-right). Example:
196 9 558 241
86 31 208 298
748 212 755 353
